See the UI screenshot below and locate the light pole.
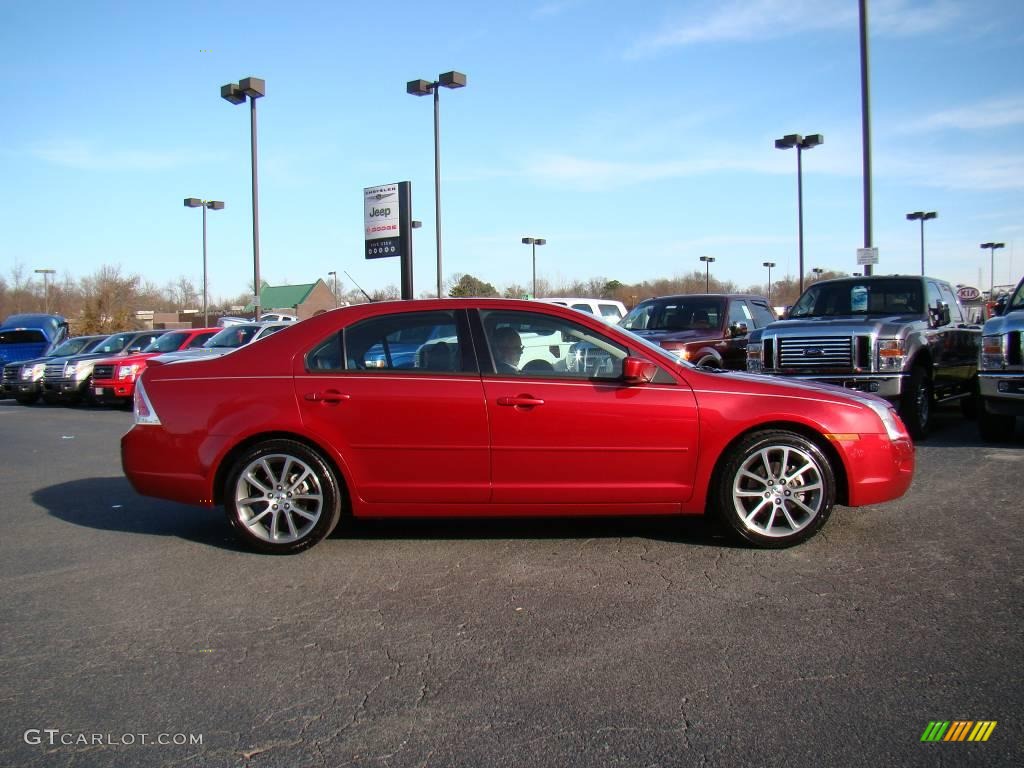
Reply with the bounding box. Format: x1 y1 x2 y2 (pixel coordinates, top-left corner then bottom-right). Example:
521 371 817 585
184 198 224 325
762 261 776 305
980 242 1005 300
406 71 467 298
521 237 546 298
906 211 937 275
327 271 339 308
775 133 823 294
221 76 266 318
34 268 56 314
700 256 716 292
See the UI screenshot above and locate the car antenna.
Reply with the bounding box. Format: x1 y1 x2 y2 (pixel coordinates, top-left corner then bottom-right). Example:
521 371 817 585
344 271 374 303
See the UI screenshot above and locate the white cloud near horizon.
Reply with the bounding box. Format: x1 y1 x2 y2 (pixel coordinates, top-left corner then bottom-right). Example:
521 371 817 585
627 0 962 58
29 140 203 172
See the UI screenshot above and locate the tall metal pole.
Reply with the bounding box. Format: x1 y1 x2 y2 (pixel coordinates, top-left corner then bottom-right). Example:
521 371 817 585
532 241 537 299
859 0 874 276
918 218 925 277
433 86 443 298
797 145 805 294
249 97 262 318
202 204 209 326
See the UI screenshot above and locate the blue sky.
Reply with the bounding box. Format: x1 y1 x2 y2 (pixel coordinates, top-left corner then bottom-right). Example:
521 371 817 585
2 0 1022 302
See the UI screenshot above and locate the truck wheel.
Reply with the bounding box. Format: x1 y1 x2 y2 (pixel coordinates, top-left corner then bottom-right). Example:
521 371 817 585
224 439 343 554
900 366 932 440
695 354 720 369
978 401 1014 442
15 393 39 405
960 377 980 419
713 430 835 548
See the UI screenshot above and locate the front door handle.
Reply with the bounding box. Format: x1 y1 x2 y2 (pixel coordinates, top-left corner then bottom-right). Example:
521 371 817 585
497 395 545 407
304 390 351 403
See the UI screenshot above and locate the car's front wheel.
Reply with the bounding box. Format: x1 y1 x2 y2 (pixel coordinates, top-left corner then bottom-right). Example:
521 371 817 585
900 366 932 440
224 439 342 554
714 430 836 548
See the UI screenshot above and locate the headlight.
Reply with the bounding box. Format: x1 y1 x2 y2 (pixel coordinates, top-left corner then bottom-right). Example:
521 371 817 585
876 338 905 371
865 398 908 442
746 342 762 372
980 334 1005 370
118 364 140 379
65 363 77 376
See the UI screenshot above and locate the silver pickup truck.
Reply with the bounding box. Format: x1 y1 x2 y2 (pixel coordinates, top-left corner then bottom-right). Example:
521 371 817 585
746 275 980 439
978 275 1024 441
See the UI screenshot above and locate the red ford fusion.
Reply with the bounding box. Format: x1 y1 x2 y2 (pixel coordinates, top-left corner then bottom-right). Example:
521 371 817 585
121 299 914 554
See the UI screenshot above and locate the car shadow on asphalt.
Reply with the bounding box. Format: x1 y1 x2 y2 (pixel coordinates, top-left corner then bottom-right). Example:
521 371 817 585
34 476 249 552
34 477 743 551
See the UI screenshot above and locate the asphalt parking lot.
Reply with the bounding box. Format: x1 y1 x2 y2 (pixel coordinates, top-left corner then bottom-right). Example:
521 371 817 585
1 399 1021 768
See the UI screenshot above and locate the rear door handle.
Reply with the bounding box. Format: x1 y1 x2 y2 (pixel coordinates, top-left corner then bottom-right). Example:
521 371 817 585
304 390 351 403
497 395 545 407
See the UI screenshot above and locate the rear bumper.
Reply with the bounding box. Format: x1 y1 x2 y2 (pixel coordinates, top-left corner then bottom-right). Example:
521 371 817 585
121 426 218 506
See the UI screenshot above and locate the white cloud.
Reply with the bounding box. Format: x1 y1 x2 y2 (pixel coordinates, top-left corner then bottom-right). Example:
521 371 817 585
627 0 961 57
897 96 1024 133
29 140 201 171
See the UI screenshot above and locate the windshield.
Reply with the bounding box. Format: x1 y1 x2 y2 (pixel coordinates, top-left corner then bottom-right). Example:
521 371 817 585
789 279 923 318
51 336 100 356
0 330 47 345
620 298 723 332
204 325 261 348
1008 279 1024 311
145 331 190 353
93 333 135 354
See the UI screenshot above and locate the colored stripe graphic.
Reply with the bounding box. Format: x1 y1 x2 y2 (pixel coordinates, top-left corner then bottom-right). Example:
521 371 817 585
921 721 949 742
921 720 997 742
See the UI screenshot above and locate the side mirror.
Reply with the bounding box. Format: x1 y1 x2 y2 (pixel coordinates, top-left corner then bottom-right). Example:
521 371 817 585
729 322 749 337
929 302 951 328
622 357 657 385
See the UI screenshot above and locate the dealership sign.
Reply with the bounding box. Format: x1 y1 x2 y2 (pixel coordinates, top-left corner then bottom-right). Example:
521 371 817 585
957 286 981 302
364 183 403 259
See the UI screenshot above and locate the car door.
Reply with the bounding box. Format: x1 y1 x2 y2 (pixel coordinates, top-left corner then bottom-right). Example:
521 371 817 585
475 309 699 507
294 308 491 504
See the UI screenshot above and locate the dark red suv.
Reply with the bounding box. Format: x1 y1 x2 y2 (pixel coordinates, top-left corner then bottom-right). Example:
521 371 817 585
619 294 777 369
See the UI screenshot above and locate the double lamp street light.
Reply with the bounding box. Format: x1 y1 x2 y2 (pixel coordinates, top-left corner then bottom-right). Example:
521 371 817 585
980 242 1005 300
906 211 937 275
775 133 823 295
407 71 467 298
221 76 265 318
521 237 546 298
184 198 225 326
700 256 715 292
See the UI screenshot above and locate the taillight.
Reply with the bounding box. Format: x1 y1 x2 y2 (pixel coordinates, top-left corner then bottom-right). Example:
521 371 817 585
133 378 161 425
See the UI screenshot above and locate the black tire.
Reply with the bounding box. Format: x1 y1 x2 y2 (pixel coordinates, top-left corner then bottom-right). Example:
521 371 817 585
15 393 39 405
978 401 1015 442
224 439 343 554
713 430 836 548
900 366 932 440
42 392 60 405
695 354 720 369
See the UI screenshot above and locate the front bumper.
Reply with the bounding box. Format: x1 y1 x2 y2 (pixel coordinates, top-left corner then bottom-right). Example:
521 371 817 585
92 379 134 403
765 372 904 400
979 373 1024 416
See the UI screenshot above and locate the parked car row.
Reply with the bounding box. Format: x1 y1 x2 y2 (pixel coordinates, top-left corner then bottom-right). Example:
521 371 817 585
1 321 290 407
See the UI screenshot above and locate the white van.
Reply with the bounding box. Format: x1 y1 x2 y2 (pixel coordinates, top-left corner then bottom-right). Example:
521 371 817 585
539 297 627 324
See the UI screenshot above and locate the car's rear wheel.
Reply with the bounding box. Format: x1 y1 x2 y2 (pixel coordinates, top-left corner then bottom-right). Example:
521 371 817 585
900 366 932 440
224 440 342 554
714 430 835 548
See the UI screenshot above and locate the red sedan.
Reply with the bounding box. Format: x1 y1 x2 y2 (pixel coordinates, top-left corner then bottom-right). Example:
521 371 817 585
121 299 914 553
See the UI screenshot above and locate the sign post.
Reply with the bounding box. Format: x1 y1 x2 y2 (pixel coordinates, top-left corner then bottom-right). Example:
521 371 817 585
364 181 414 300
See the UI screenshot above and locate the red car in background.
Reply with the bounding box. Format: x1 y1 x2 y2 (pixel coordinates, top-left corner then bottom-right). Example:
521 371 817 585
122 299 914 554
92 327 218 406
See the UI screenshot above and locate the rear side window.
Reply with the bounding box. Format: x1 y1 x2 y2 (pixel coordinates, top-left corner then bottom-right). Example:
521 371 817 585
599 304 623 320
570 303 594 314
0 330 47 344
308 310 468 373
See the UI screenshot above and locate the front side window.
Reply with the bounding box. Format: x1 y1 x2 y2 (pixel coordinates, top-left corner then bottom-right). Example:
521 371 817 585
480 310 628 380
747 300 777 328
308 310 466 373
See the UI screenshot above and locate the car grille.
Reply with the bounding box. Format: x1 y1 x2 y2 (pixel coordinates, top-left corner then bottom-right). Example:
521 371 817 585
44 362 66 380
2 364 19 384
777 336 853 370
93 364 115 379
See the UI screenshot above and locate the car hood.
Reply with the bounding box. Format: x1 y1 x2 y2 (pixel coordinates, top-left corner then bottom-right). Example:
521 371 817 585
982 308 1024 335
629 328 724 344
